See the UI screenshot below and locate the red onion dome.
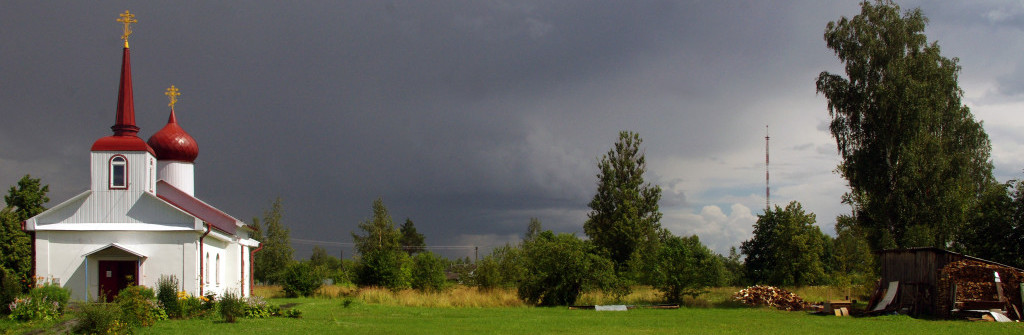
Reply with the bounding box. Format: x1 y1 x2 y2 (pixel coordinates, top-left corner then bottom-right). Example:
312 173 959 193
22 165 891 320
147 110 198 162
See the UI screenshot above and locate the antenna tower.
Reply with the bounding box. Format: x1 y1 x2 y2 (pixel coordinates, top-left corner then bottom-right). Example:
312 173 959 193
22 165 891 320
765 125 770 211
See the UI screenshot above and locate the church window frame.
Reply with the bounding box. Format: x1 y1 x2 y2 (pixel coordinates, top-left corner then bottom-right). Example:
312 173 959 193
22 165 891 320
205 252 210 284
109 155 128 189
216 254 221 285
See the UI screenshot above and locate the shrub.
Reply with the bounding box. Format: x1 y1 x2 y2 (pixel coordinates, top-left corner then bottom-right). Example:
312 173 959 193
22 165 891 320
282 262 324 297
8 297 60 321
156 275 180 318
178 294 205 319
283 308 301 318
242 295 277 318
74 302 128 334
7 283 70 321
0 268 24 315
473 244 524 290
219 291 245 323
115 285 160 328
410 252 448 292
356 250 411 291
517 232 614 306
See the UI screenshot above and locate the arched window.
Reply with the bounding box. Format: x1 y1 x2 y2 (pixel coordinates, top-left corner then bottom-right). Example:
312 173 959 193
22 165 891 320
205 252 210 284
216 254 221 285
109 155 127 189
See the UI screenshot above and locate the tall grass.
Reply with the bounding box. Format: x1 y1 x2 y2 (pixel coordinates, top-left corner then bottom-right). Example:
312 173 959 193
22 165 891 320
252 284 874 308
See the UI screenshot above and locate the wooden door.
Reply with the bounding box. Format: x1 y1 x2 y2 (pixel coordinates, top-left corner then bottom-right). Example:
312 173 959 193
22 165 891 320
98 260 137 302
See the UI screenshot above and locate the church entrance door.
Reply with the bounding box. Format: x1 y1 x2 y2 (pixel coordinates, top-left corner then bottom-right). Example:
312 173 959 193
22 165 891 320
98 260 137 302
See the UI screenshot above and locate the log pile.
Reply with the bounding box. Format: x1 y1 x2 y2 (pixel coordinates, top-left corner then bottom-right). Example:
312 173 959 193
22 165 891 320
937 259 1024 319
733 285 807 311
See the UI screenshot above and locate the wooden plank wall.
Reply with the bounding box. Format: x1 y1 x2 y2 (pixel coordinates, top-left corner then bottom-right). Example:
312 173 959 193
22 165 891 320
879 249 965 316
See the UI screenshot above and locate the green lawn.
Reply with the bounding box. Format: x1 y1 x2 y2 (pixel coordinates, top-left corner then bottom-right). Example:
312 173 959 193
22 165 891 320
138 298 1024 335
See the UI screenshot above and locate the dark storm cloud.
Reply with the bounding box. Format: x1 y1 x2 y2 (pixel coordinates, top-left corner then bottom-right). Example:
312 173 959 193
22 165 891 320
6 1 1020 258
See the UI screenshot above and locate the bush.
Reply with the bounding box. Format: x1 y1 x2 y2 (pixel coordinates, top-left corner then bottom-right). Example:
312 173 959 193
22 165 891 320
178 294 206 319
356 250 411 291
473 244 523 290
0 268 24 315
115 285 160 328
410 252 448 292
74 302 128 334
282 262 324 297
7 283 71 321
283 308 301 318
219 291 245 323
517 232 614 306
242 295 277 318
156 275 180 318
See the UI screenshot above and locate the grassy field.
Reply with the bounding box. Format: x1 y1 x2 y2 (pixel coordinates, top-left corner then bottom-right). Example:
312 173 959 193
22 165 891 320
142 299 1023 335
4 285 1023 334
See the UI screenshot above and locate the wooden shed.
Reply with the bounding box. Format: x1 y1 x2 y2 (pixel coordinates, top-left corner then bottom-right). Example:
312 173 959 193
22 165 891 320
877 248 1023 317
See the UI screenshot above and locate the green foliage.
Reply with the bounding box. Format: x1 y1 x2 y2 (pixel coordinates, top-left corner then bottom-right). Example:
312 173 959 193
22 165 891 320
356 250 411 291
410 252 448 292
74 302 127 334
955 179 1024 268
242 295 278 318
831 215 876 286
7 297 60 322
653 235 724 303
352 197 401 256
283 308 302 318
720 247 745 286
254 197 293 285
584 131 663 274
0 268 24 315
114 285 160 328
282 261 324 298
399 218 426 256
473 244 524 290
517 232 614 306
741 201 827 286
353 198 411 290
218 291 245 323
0 175 48 293
156 275 180 318
178 294 206 319
817 0 994 250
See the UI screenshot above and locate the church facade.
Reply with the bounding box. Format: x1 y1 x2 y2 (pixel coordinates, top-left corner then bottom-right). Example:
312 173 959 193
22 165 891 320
21 11 259 301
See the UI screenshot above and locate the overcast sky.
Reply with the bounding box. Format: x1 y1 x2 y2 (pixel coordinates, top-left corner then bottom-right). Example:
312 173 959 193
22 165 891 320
3 1 1023 259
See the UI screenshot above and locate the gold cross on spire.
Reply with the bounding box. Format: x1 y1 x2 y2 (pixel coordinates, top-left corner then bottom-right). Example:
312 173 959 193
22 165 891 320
165 85 180 109
116 10 137 48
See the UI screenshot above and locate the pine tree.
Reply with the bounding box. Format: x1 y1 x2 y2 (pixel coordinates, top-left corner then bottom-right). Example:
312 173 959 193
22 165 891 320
398 218 426 256
1 175 48 290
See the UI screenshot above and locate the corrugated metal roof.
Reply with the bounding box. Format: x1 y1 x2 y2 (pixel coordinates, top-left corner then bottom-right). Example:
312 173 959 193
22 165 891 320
156 180 240 235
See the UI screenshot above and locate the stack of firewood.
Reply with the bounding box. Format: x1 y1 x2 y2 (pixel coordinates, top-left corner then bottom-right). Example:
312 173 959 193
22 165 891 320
937 259 1024 318
733 285 807 311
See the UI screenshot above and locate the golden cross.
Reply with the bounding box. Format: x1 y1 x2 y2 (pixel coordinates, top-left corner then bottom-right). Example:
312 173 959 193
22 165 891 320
165 85 180 109
116 10 137 47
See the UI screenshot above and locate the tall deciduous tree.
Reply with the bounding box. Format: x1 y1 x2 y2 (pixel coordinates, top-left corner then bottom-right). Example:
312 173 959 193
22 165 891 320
254 197 293 284
399 218 426 256
741 201 827 286
584 131 663 273
816 0 994 249
654 235 724 303
1 175 48 289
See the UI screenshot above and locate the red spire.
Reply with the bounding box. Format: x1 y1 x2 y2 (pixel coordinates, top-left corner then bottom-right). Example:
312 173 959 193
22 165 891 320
112 46 139 136
148 108 199 162
92 45 154 154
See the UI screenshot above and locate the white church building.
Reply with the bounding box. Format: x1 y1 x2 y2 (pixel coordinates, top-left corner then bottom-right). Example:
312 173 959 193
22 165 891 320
22 12 259 302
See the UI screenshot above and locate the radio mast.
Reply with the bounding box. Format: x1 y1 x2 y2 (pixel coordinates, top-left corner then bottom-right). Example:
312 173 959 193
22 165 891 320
765 125 770 211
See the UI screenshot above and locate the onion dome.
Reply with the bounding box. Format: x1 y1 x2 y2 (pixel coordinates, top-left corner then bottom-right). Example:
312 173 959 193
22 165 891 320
148 109 199 162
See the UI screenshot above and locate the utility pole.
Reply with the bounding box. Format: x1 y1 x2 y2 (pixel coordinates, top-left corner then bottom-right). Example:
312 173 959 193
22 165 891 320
765 125 770 211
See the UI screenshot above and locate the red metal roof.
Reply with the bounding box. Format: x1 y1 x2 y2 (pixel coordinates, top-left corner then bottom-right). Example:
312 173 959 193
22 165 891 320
93 46 154 154
147 109 198 162
156 180 240 235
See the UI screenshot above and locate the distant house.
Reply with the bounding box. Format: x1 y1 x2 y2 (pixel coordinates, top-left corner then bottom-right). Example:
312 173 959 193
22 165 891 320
22 19 259 302
876 247 1023 317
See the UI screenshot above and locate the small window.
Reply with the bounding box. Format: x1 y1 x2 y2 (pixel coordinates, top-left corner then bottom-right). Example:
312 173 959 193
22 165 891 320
109 156 127 189
216 254 221 285
205 252 210 284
